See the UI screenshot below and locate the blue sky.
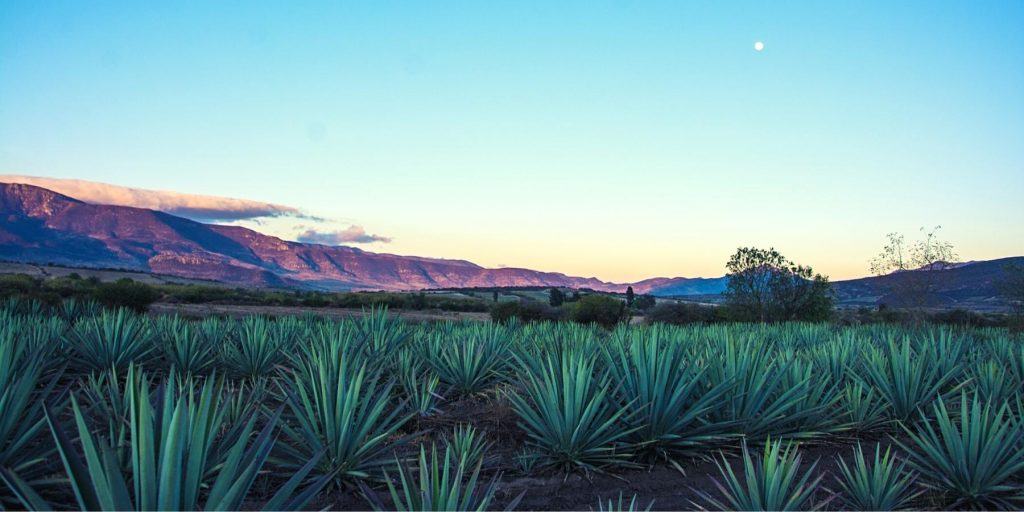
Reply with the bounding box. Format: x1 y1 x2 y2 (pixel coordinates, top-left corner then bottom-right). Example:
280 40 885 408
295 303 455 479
1 0 1022 281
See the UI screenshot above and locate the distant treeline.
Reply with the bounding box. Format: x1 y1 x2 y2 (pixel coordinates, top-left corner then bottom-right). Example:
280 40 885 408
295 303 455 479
1 272 1016 330
0 273 489 313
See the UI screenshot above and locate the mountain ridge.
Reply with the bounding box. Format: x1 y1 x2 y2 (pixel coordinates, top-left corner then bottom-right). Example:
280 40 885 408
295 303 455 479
1 182 1018 308
0 182 726 293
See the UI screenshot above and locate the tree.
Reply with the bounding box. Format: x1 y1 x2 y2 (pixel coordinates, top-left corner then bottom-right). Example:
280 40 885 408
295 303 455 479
549 288 565 307
625 286 634 307
870 226 958 309
633 294 656 310
723 247 833 322
569 295 628 328
492 291 499 302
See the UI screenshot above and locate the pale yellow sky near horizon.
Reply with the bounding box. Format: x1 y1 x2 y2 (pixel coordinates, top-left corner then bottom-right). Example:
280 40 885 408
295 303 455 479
3 174 1020 283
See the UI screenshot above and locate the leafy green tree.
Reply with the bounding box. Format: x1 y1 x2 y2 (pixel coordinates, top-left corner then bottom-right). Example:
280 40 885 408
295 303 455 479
549 288 565 307
723 247 832 322
625 286 634 307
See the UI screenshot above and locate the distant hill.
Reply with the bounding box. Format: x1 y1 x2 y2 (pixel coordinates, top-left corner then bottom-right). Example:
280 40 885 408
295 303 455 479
1 182 1018 310
830 257 1023 311
0 183 640 292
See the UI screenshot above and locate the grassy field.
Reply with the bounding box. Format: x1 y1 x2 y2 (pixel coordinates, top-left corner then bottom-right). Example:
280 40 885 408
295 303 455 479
2 299 1024 510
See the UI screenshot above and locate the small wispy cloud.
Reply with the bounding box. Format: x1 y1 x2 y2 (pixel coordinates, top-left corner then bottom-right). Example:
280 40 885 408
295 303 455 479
296 226 392 245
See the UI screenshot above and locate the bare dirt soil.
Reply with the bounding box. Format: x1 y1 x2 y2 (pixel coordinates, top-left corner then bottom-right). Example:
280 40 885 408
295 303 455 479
311 394 920 511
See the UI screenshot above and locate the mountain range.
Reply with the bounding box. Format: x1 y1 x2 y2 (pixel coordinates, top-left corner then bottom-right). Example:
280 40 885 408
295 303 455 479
1 182 1018 308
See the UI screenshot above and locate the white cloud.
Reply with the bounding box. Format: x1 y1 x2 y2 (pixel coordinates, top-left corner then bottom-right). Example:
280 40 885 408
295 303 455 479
1 174 392 245
0 174 303 222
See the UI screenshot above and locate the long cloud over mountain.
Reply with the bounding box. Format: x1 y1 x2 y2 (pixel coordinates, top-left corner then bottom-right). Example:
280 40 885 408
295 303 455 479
0 175 390 245
0 175 302 222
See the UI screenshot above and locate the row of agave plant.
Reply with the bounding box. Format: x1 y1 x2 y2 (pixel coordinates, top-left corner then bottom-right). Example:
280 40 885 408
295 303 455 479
1 298 1024 510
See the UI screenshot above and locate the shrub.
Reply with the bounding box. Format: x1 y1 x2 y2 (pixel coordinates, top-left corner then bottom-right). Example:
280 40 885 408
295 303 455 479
645 302 718 325
92 279 159 312
489 301 561 324
569 295 627 328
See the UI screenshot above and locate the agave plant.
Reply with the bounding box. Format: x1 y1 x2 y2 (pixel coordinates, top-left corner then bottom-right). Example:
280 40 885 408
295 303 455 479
895 392 1024 509
834 443 920 511
356 305 410 359
374 439 511 512
278 341 410 485
703 338 827 440
855 337 960 422
397 350 441 417
596 492 653 512
839 381 891 432
969 360 1019 405
58 297 102 322
63 308 155 373
446 424 490 469
0 323 63 510
156 315 218 376
604 333 730 462
45 366 329 511
425 325 509 396
220 315 290 380
507 348 635 473
696 438 825 511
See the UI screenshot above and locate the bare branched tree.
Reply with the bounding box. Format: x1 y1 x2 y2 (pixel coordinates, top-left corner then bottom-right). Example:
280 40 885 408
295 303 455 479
870 226 958 310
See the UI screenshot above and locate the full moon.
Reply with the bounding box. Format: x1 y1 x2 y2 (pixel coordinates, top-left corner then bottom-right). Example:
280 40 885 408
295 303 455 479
754 41 765 51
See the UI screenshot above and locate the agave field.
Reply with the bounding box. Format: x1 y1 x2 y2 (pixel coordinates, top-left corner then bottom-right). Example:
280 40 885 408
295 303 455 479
2 298 1024 511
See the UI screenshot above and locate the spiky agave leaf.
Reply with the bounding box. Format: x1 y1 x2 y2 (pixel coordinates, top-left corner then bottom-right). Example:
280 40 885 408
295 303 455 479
839 381 892 432
0 321 64 510
507 347 636 473
44 366 328 511
703 338 828 440
895 391 1024 509
969 360 1019 405
596 492 653 512
424 324 510 396
63 308 155 374
220 315 291 380
397 350 441 417
855 337 960 422
695 438 826 511
156 315 218 376
445 424 490 469
834 443 920 511
278 341 410 485
604 332 731 461
375 440 508 512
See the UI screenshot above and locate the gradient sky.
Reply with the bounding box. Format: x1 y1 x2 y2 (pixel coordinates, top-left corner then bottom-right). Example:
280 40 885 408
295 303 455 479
2 1 1022 282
